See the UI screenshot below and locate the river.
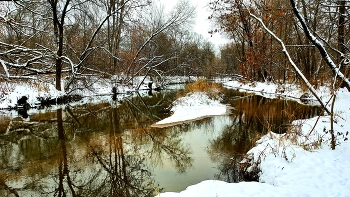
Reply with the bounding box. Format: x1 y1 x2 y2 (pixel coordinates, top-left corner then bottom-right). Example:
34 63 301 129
0 86 321 196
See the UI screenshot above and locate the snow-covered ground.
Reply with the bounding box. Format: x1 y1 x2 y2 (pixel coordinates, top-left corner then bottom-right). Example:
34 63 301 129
0 76 195 110
155 80 350 197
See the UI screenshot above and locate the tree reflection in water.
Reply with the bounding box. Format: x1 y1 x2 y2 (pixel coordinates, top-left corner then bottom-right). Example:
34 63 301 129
0 90 194 196
87 106 157 197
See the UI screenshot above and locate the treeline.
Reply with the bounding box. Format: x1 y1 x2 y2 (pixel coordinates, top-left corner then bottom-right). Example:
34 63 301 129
213 0 350 87
1 0 349 93
0 0 217 91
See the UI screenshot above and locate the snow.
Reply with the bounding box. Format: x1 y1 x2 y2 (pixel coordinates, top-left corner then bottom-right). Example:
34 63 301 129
0 81 65 109
156 80 350 197
153 92 229 127
156 180 292 197
0 75 195 110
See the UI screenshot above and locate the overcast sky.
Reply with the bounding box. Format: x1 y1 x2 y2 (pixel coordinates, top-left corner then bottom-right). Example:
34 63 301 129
158 0 229 52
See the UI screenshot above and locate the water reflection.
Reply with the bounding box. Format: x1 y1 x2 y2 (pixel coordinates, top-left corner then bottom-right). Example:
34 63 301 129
0 88 322 195
224 89 321 134
0 90 185 196
208 89 322 183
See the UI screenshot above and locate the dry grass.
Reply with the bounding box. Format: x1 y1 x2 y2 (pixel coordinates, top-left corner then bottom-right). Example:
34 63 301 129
33 81 50 93
0 79 51 96
178 78 223 99
0 81 15 99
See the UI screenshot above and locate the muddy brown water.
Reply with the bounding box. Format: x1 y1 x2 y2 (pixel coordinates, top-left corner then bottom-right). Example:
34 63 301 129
0 87 321 196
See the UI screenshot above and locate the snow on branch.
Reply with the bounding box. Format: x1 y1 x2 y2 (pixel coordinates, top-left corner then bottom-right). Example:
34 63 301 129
290 0 350 92
0 59 37 79
0 59 10 78
61 55 76 77
0 42 57 77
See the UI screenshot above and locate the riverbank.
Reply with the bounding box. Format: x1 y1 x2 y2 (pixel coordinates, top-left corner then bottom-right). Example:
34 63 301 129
155 80 350 197
0 76 195 111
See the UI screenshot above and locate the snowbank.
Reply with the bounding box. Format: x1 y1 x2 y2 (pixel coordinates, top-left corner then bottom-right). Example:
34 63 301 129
152 92 229 127
156 180 293 197
222 80 331 104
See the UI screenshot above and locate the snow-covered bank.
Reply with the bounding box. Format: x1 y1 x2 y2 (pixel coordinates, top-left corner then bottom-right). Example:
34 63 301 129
0 81 64 109
223 80 321 102
156 80 350 197
0 76 195 110
152 92 229 128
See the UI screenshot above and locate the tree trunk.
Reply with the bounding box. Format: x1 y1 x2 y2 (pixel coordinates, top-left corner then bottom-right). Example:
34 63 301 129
338 0 348 79
338 0 346 55
56 58 62 91
49 0 71 91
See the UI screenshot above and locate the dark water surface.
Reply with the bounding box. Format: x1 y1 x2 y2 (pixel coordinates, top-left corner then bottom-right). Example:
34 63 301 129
0 87 321 196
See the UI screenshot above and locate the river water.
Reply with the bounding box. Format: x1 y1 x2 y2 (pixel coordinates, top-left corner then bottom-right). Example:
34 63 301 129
0 87 321 196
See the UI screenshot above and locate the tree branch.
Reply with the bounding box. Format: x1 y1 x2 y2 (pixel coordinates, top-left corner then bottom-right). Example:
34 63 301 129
290 0 350 91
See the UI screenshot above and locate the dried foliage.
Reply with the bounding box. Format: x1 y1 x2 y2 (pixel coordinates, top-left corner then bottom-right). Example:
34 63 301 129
178 78 223 99
210 0 348 87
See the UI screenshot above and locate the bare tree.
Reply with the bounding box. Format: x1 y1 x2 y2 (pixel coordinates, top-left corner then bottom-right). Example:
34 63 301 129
0 0 149 91
1 0 199 94
123 0 196 88
290 0 350 91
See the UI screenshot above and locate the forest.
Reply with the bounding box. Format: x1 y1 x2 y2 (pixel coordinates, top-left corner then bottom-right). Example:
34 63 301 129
0 0 349 99
0 0 216 93
215 0 349 89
